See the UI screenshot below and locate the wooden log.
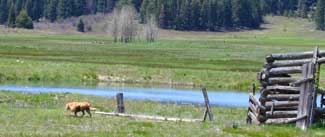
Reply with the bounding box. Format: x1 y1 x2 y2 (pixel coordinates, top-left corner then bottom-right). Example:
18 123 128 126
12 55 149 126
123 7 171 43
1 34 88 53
265 101 299 108
269 67 302 75
249 102 260 116
268 77 298 85
248 111 260 125
95 112 203 122
270 59 311 68
266 94 300 101
266 111 297 118
290 77 314 87
116 93 125 113
318 57 325 64
263 86 300 94
266 115 307 124
296 62 316 130
267 51 325 61
249 94 266 111
266 57 325 68
266 106 298 111
202 88 214 122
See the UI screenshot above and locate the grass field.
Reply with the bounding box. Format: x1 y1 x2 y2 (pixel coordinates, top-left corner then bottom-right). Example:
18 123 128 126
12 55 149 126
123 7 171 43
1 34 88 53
1 91 325 137
2 16 325 90
3 16 325 136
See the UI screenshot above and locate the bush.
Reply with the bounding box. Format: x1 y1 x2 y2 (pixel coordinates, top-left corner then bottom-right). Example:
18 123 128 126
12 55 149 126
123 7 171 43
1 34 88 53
77 19 85 32
15 10 33 29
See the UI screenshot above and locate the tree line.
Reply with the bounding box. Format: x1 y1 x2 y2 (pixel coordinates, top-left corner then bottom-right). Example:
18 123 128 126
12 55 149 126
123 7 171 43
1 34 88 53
141 0 263 31
0 0 325 31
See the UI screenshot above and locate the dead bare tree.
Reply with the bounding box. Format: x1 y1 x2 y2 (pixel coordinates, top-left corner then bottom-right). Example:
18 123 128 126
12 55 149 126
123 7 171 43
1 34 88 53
110 8 120 42
119 6 137 43
144 17 159 42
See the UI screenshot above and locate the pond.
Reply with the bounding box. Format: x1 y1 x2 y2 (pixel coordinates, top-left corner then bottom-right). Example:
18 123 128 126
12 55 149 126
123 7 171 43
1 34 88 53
0 83 255 107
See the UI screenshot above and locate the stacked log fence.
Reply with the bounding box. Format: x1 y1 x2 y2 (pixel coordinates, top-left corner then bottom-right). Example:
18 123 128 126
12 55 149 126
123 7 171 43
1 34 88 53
247 47 325 130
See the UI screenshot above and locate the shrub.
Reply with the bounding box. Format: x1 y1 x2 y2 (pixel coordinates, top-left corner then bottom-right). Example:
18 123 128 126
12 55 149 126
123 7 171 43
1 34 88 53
77 19 85 32
15 10 33 29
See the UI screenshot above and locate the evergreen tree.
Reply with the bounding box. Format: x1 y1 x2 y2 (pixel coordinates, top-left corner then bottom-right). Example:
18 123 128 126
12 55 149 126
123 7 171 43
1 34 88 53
158 4 165 28
76 19 85 32
74 0 86 16
57 0 73 19
15 10 33 29
0 0 9 24
7 4 16 28
96 0 107 12
25 0 33 19
14 0 24 15
316 0 325 30
45 0 58 22
223 0 233 28
298 0 308 17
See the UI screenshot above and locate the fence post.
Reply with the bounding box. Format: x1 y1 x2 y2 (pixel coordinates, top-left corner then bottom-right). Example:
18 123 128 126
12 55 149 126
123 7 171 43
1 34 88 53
202 87 214 122
296 62 316 130
116 93 125 113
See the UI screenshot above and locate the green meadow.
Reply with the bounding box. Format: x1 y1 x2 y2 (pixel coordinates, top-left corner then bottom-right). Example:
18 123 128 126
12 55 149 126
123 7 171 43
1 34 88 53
1 91 325 137
2 16 325 90
2 16 325 136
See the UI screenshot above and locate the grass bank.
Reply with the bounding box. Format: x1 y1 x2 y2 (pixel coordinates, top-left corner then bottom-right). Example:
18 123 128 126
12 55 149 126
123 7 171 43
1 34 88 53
0 91 324 136
1 16 325 90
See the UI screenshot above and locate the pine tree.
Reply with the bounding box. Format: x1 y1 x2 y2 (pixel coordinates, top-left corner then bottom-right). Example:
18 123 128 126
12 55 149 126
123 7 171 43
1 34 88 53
74 0 86 16
76 19 85 32
57 0 73 19
25 0 34 19
96 0 107 13
190 0 201 30
158 4 165 28
16 10 33 29
45 0 58 22
0 0 9 24
7 4 16 28
316 0 325 30
14 0 24 15
223 0 233 29
298 0 308 17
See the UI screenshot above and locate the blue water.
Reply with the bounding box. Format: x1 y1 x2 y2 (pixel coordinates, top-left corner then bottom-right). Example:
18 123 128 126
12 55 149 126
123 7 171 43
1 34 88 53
0 85 253 107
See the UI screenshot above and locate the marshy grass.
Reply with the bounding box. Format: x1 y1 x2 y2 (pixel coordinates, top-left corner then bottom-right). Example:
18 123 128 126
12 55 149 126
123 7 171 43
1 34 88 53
0 91 325 136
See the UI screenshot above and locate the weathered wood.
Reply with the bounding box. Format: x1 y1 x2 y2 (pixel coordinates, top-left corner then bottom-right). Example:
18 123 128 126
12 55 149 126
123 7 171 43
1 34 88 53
269 67 302 75
268 77 298 85
202 88 214 122
266 94 300 101
296 62 316 130
250 83 256 95
267 51 325 61
249 94 266 111
266 106 298 111
266 57 325 68
270 59 311 68
95 112 202 122
291 77 314 86
266 86 300 92
266 115 307 124
249 102 261 116
262 86 300 94
265 101 299 108
116 93 125 113
266 111 297 118
248 111 261 125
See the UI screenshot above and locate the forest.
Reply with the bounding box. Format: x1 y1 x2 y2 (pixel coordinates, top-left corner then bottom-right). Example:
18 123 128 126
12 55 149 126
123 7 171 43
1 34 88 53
0 0 324 31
